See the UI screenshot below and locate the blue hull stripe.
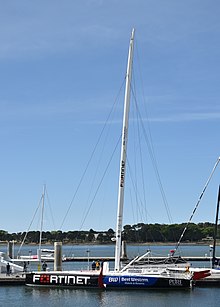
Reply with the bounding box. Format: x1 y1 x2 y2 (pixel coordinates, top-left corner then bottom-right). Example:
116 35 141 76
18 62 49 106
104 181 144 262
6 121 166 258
103 275 158 287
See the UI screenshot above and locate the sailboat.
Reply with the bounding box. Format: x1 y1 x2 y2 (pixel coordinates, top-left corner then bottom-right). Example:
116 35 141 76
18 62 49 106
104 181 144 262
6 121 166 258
26 29 209 289
211 185 220 270
194 185 220 286
14 185 55 263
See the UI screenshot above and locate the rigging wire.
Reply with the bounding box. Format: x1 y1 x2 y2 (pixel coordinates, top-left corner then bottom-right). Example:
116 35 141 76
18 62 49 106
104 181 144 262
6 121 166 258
81 95 124 226
59 79 126 230
134 36 156 222
126 157 152 223
17 194 43 257
78 135 122 231
174 156 220 254
131 84 174 225
45 187 56 230
129 74 148 224
132 37 174 226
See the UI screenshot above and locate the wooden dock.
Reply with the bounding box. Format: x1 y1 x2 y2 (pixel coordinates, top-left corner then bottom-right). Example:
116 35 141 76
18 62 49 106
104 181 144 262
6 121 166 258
64 256 119 262
63 256 212 262
0 273 25 285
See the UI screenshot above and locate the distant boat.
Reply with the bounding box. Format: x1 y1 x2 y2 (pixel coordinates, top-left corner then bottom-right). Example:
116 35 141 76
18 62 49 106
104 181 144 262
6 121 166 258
13 185 56 265
18 249 55 262
26 29 209 289
211 185 220 269
194 185 220 286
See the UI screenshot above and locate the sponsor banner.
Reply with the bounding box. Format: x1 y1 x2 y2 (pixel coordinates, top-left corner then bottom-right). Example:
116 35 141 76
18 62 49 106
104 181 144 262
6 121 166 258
103 275 158 287
103 275 185 288
29 273 98 287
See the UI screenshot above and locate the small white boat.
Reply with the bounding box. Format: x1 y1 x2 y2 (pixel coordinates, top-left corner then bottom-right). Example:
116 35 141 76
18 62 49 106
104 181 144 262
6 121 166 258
19 249 55 262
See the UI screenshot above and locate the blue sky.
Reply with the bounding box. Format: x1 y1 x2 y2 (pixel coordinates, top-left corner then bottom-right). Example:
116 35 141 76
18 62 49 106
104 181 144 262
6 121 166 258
0 0 220 233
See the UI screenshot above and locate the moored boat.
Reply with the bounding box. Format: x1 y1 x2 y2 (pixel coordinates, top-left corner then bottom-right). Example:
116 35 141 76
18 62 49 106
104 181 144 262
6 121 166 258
26 270 100 288
25 29 209 290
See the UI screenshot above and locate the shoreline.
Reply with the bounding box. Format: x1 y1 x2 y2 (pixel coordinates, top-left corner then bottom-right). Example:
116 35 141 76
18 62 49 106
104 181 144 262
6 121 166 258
0 241 216 246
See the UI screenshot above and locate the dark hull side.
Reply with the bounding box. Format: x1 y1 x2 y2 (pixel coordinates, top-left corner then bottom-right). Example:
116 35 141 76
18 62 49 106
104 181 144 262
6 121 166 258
26 272 100 288
26 272 192 289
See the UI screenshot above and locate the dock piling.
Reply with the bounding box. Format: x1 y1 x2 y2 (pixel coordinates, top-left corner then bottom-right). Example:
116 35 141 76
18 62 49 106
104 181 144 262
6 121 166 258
54 242 62 271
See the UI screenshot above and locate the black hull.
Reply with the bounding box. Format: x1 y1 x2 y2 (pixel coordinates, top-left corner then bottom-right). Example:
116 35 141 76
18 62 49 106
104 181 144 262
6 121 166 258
26 272 100 288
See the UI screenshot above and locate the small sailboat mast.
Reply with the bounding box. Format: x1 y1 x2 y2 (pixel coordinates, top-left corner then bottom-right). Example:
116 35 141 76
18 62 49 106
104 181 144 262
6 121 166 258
38 184 46 263
114 28 135 271
212 185 220 268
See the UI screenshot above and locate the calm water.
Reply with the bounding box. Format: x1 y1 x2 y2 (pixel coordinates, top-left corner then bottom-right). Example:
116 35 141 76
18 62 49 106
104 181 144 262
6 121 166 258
0 244 219 306
1 286 220 307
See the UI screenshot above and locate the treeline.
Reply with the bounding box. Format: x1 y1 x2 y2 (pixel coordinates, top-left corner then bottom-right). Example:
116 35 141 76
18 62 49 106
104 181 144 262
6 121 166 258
0 222 217 244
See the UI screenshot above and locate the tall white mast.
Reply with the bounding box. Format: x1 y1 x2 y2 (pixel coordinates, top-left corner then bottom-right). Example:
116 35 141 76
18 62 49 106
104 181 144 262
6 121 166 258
114 28 135 271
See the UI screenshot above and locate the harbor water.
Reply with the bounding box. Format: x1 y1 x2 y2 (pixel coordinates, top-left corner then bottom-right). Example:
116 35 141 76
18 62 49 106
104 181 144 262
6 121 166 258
1 286 220 307
0 244 219 306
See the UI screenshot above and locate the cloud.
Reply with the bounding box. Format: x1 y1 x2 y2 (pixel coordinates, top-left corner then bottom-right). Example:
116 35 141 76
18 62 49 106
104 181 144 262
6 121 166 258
150 111 220 123
0 1 123 59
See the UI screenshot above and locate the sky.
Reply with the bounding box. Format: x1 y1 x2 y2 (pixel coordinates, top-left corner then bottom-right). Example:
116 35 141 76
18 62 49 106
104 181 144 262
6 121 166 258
0 0 220 234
